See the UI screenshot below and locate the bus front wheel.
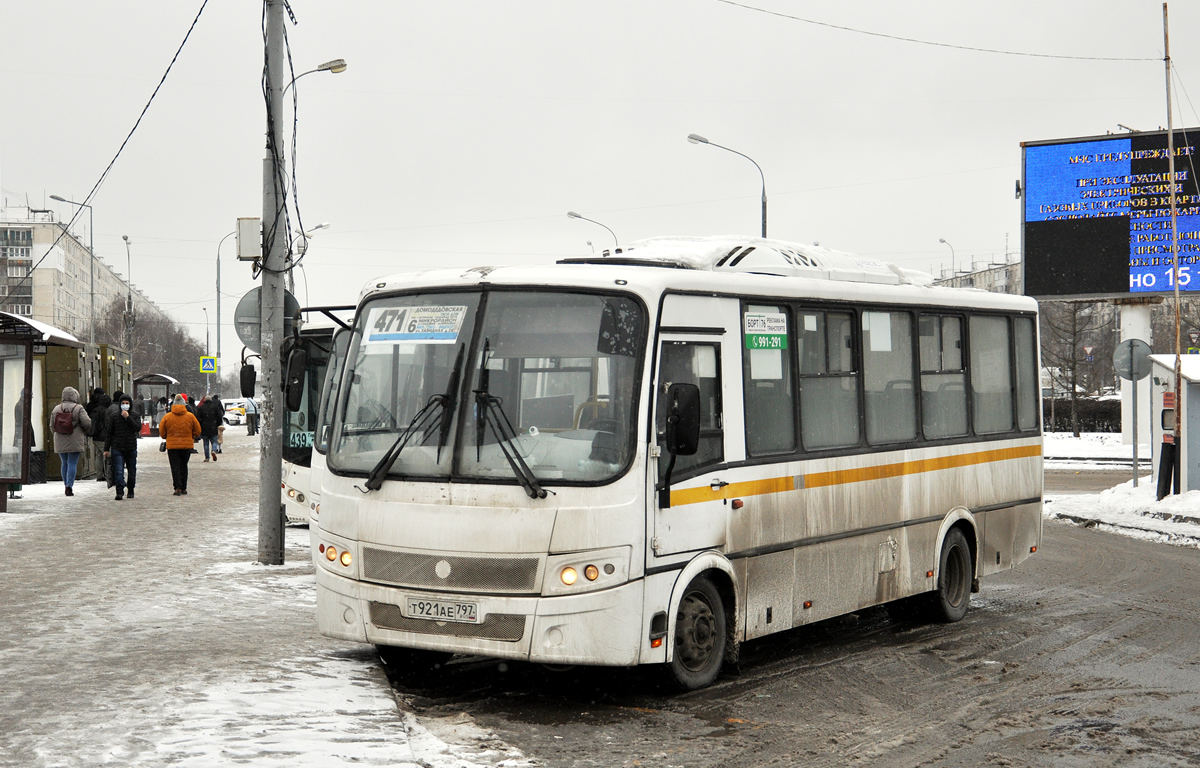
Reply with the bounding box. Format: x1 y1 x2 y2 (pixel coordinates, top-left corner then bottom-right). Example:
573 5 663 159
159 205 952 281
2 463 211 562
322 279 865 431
931 528 973 623
667 575 726 690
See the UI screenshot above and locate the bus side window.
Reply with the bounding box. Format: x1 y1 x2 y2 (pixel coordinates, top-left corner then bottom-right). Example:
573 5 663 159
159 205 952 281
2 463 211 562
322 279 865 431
970 315 1014 433
863 310 916 445
919 314 968 439
657 341 723 477
743 305 795 456
1013 316 1039 431
797 311 860 450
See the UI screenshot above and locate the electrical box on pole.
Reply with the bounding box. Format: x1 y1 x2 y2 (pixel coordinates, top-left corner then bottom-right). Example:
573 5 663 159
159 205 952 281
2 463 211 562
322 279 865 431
236 217 262 262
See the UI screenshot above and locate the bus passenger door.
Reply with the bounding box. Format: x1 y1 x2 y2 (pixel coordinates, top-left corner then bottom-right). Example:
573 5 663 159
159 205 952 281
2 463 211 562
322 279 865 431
652 332 740 557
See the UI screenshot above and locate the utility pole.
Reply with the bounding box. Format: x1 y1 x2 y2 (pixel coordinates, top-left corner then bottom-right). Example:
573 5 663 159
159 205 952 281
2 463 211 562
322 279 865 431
1165 2 1182 494
259 0 287 564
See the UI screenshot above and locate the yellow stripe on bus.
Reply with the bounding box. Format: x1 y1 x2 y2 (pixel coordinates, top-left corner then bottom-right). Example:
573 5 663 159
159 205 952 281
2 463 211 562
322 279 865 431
669 443 1041 507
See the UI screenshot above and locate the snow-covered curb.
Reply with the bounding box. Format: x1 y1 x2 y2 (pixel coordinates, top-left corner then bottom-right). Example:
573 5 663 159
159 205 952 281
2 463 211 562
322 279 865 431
1046 479 1200 549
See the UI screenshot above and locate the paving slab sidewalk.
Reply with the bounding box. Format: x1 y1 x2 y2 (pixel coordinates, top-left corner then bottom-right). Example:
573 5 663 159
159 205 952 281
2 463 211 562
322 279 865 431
0 431 528 768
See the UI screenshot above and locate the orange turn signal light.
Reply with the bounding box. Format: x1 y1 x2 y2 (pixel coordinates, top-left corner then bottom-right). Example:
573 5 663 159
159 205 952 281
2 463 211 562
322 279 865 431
1030 546 1037 553
651 637 663 649
926 570 934 578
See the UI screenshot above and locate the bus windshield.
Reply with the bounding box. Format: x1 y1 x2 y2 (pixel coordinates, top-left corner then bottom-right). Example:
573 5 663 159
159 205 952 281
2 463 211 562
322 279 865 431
331 290 644 486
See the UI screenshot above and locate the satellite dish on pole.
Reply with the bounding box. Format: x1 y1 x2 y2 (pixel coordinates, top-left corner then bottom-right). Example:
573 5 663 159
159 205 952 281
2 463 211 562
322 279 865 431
234 287 300 354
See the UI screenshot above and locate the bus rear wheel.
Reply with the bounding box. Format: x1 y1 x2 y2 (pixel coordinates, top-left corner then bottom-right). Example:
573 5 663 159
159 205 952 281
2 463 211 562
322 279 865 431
931 528 973 623
667 576 726 691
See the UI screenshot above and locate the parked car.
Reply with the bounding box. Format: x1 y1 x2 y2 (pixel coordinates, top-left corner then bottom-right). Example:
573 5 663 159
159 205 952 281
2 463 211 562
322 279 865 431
224 398 248 425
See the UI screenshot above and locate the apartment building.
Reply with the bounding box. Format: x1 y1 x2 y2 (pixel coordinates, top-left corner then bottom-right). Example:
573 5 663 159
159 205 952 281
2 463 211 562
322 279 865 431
0 204 167 341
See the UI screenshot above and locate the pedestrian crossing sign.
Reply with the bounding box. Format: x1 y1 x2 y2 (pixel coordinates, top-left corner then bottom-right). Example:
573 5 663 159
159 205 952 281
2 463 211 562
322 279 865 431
200 356 217 373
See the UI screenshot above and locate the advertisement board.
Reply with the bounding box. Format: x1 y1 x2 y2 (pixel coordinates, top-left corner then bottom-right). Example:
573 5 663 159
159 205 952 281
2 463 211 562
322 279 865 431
1023 128 1200 298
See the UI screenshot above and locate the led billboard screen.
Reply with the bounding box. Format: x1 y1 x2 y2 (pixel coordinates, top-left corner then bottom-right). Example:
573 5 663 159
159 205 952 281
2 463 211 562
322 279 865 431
1022 128 1200 298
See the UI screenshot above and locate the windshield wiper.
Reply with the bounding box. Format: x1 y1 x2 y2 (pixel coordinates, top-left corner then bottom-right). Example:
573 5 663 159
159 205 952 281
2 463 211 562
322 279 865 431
361 344 464 492
473 339 547 499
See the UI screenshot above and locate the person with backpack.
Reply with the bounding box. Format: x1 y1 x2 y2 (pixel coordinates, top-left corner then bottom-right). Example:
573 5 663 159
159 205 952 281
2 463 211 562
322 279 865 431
103 392 141 501
50 387 92 497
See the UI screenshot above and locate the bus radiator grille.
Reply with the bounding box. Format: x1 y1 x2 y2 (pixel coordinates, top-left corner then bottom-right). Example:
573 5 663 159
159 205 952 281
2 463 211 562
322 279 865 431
362 548 540 593
369 602 526 642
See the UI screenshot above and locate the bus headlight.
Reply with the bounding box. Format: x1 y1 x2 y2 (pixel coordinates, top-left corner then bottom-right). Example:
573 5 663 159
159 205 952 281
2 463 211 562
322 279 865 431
542 546 631 596
316 537 358 578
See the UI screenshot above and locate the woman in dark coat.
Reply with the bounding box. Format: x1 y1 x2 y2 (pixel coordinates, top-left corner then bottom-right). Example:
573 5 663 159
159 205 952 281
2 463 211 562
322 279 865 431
196 396 223 462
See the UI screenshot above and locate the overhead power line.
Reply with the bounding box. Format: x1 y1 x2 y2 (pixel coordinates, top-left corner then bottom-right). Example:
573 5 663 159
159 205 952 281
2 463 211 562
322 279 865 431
4 0 211 309
714 0 1159 62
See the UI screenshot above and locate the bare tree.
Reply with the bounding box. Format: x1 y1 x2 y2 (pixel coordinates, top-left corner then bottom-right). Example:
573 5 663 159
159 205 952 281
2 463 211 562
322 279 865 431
96 297 208 396
1041 300 1109 436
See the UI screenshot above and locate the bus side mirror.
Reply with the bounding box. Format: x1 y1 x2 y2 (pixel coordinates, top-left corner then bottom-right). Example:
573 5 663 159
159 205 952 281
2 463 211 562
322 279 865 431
665 383 701 456
240 364 257 399
285 348 308 412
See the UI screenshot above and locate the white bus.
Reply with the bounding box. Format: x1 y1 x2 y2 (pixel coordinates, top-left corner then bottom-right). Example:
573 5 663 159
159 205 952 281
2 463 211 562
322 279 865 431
307 236 1042 690
281 306 355 525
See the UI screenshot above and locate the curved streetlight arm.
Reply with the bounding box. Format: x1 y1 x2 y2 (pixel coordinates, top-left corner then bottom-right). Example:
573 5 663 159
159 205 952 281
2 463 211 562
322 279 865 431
687 134 767 237
567 211 618 246
938 238 956 275
282 59 347 97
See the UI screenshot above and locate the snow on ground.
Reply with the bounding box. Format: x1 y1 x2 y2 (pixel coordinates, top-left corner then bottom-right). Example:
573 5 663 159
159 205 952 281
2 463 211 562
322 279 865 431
1046 480 1200 549
115 654 532 768
1043 431 1142 459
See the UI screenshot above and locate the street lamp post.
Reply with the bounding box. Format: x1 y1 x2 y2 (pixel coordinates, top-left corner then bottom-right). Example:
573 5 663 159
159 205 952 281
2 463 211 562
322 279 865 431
49 195 95 345
122 236 134 365
939 238 956 276
216 229 235 389
687 133 767 238
202 307 210 394
566 211 618 246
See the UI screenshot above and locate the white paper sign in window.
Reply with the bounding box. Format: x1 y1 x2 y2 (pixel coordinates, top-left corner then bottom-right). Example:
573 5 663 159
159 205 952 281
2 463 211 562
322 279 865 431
365 305 467 344
863 311 893 352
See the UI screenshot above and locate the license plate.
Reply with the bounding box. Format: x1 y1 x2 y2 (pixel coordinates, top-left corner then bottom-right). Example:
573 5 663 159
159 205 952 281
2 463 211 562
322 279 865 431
405 598 479 624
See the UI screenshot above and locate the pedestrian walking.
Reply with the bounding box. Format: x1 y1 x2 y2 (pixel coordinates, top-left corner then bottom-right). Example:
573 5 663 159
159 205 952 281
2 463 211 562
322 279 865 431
86 387 112 481
196 395 222 462
210 395 225 454
158 394 201 495
244 396 258 436
103 393 140 501
49 387 91 497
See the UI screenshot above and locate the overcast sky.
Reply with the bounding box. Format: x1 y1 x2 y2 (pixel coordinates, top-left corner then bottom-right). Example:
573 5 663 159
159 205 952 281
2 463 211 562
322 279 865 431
2 1 1197 366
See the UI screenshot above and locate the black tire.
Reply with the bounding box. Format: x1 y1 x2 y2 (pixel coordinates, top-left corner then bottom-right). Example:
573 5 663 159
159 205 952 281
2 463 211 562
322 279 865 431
666 575 726 691
930 528 973 623
375 645 453 680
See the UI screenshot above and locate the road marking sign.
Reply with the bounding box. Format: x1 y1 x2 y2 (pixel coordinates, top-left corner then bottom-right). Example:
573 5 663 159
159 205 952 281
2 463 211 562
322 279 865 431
200 356 217 373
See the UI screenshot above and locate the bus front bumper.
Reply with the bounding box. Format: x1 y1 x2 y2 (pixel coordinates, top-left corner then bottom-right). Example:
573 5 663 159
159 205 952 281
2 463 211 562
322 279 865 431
315 567 645 666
